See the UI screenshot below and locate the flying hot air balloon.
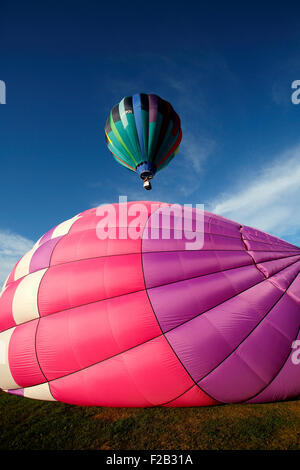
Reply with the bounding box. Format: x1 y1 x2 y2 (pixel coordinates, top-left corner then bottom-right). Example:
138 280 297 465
105 94 182 190
0 201 300 407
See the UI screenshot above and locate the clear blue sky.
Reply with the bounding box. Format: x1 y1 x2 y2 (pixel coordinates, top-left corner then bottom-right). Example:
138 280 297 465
1 0 300 282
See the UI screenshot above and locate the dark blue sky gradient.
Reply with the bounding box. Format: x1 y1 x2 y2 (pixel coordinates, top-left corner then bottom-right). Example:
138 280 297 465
1 0 300 244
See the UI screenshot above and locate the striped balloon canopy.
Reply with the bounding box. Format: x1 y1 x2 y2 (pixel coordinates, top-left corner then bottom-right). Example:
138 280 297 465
104 94 182 190
1 201 300 406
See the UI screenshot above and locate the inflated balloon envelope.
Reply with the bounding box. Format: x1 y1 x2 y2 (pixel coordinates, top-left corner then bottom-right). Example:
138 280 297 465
0 201 300 407
105 94 182 190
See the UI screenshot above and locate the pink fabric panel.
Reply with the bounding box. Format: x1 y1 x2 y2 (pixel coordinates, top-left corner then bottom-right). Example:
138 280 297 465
68 214 101 233
36 290 161 381
68 201 157 234
5 262 19 286
164 385 219 407
0 279 22 333
9 320 45 388
49 336 193 406
49 355 154 407
50 229 142 266
38 254 144 317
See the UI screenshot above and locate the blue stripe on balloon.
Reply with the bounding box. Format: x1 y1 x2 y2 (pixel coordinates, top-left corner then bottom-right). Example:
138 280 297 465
133 94 145 160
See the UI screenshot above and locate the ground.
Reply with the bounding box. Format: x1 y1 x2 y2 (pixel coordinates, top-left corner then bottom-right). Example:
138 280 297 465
0 391 299 450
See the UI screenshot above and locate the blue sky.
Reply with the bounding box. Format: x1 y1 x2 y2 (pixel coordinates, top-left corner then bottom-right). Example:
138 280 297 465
1 0 300 283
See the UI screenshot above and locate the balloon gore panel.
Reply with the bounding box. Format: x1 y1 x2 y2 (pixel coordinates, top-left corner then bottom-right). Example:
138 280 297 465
0 201 300 406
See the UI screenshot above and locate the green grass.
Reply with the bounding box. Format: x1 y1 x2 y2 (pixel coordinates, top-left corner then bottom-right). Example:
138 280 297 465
0 391 300 450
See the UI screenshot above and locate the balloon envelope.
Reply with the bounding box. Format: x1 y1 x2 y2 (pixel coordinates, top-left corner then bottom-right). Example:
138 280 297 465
105 94 182 186
0 201 300 406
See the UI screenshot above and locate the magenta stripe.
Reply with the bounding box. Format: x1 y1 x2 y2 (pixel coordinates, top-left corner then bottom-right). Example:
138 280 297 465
246 330 300 403
7 388 24 397
198 294 300 402
29 236 63 273
148 94 158 122
39 226 56 244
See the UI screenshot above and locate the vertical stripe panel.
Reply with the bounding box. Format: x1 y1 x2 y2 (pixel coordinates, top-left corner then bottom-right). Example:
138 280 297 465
0 327 19 389
12 269 47 325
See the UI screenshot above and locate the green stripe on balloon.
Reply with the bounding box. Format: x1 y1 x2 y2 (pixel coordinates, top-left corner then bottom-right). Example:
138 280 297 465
109 113 137 166
107 142 136 172
141 108 149 161
148 112 163 159
113 114 137 163
106 129 126 161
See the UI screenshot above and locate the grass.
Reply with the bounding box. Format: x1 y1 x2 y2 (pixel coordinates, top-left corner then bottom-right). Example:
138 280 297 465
0 391 300 450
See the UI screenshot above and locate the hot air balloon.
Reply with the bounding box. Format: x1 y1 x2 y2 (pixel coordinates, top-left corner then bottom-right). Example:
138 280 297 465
0 201 300 407
105 94 182 190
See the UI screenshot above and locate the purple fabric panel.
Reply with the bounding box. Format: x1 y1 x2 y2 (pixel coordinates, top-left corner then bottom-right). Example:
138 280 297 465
39 227 56 245
148 94 158 123
29 236 63 273
200 352 267 403
198 294 300 402
166 316 232 382
244 239 300 252
247 331 300 403
143 229 245 252
7 388 24 397
215 251 253 269
204 210 240 228
142 207 245 252
147 265 264 332
143 250 253 289
249 250 300 264
182 210 240 238
165 280 282 381
257 255 300 278
144 207 241 236
242 225 299 250
287 273 300 305
269 260 300 291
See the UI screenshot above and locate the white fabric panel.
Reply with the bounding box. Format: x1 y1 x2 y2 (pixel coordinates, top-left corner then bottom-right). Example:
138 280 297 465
0 328 19 389
24 382 56 401
12 269 47 325
3 235 44 285
14 245 40 281
51 215 81 238
119 98 129 128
